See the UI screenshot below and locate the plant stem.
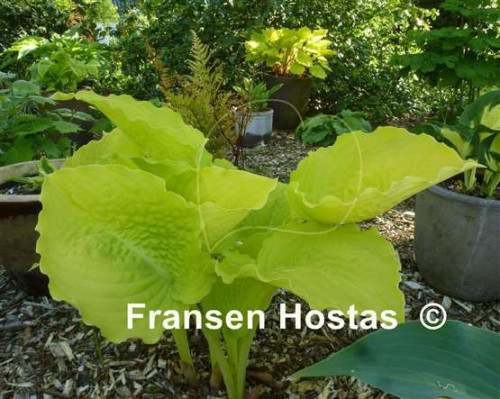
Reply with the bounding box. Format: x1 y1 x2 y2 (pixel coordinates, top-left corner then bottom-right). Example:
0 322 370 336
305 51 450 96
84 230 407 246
203 328 238 399
172 328 198 387
464 168 477 192
234 331 256 399
483 172 500 198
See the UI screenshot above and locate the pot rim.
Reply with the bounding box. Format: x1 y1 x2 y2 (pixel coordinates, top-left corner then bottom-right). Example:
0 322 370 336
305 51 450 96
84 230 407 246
426 184 500 208
0 159 65 203
263 73 311 81
250 108 274 116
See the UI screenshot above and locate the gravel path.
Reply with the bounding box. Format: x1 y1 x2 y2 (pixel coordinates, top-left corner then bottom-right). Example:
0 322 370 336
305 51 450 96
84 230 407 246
1 131 499 399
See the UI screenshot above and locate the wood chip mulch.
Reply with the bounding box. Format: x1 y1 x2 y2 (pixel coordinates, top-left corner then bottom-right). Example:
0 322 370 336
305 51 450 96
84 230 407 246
1 131 499 399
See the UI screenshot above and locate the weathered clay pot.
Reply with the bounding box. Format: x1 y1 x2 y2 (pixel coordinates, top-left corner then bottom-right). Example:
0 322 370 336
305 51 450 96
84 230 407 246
415 185 500 301
264 74 311 131
0 160 63 296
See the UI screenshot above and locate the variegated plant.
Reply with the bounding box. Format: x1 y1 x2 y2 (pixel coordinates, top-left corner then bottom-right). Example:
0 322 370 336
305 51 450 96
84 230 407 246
414 90 500 197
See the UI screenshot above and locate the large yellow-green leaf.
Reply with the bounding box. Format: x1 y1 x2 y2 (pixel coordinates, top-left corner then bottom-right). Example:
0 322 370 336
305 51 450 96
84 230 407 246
64 128 142 168
201 277 276 338
256 222 405 322
36 165 215 344
54 91 212 166
213 182 290 259
153 164 279 247
288 127 480 224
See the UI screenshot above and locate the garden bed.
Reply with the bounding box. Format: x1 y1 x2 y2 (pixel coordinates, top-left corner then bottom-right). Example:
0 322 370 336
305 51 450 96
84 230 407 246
1 131 499 399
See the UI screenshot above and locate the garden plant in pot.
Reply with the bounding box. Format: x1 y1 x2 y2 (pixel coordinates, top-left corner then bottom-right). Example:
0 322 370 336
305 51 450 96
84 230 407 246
0 79 80 295
245 27 333 130
2 29 107 146
414 90 500 301
233 77 282 146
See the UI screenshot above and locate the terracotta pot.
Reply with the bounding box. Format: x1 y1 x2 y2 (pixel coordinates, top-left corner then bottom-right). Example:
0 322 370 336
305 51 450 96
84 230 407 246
0 160 64 296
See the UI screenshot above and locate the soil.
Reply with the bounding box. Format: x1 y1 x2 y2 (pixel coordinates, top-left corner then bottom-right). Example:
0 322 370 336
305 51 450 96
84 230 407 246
0 181 40 196
1 130 499 399
440 176 500 201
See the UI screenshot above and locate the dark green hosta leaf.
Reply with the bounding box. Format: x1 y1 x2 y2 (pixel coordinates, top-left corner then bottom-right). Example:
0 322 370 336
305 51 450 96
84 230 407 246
293 321 500 399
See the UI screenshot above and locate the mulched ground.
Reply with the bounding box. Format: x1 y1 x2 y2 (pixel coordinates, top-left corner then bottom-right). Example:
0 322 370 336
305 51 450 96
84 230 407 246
1 130 499 399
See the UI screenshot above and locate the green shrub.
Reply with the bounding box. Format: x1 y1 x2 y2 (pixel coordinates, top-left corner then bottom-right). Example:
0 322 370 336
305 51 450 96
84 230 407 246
138 0 436 123
0 0 69 52
295 111 372 146
0 80 83 165
3 30 107 91
92 8 159 100
396 0 500 120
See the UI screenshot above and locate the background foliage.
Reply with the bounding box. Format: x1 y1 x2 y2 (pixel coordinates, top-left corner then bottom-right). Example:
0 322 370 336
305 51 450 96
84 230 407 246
397 0 500 121
0 0 69 52
139 0 436 122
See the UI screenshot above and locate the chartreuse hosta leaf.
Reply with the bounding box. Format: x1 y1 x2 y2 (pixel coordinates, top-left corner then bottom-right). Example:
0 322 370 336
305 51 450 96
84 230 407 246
288 127 480 224
64 128 143 167
36 91 483 399
256 222 405 322
54 91 213 166
36 165 215 344
60 92 278 246
293 321 500 399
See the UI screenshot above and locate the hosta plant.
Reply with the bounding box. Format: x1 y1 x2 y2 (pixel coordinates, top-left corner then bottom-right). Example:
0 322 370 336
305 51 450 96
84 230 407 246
295 110 372 146
37 91 477 398
294 320 500 398
413 90 500 197
245 27 334 79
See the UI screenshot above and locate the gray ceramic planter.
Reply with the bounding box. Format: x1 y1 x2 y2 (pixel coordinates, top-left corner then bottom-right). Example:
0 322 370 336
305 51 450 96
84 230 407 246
415 185 500 301
0 160 63 295
242 109 274 146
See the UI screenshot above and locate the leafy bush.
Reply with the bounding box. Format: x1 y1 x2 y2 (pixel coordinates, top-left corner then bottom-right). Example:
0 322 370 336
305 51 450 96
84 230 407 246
396 0 500 119
295 111 372 146
92 8 159 100
138 0 436 123
413 90 500 197
245 27 333 79
0 0 70 53
233 78 282 112
3 30 106 91
0 80 82 165
36 90 477 399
